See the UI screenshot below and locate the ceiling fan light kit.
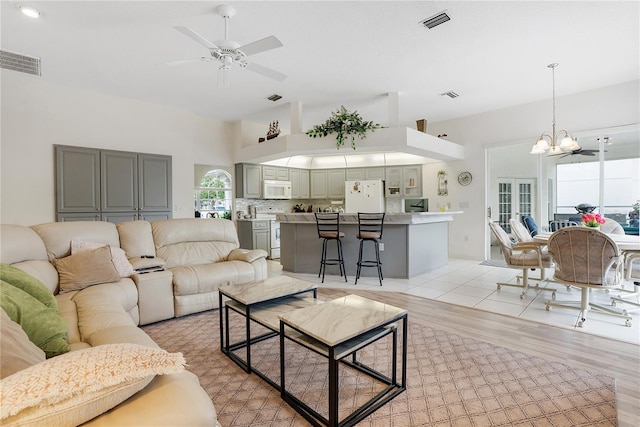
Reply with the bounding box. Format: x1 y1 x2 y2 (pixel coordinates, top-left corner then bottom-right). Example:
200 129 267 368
530 63 581 156
172 4 286 86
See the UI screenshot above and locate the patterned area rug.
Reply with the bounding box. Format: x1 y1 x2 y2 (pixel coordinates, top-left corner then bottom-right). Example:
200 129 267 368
479 259 509 268
143 310 617 427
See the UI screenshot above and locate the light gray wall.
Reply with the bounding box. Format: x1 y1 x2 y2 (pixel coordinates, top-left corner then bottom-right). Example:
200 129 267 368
426 80 639 260
1 71 232 225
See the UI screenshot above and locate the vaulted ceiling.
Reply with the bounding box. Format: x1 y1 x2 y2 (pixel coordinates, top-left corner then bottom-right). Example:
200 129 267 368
2 1 638 131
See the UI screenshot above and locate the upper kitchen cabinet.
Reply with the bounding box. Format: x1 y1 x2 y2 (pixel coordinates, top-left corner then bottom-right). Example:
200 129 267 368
346 167 385 181
385 165 422 198
56 145 101 213
235 163 262 199
262 165 289 181
312 169 346 199
290 168 310 199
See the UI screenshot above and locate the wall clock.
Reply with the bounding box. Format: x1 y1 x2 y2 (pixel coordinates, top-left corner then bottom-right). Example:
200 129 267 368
458 171 472 186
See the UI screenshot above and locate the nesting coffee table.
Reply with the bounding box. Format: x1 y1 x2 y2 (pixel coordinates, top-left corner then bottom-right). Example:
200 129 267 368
219 278 408 427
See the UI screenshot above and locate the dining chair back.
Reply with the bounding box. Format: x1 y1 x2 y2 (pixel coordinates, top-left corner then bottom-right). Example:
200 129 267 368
520 215 539 237
545 227 631 327
548 220 578 232
510 218 534 243
600 217 625 235
488 220 555 299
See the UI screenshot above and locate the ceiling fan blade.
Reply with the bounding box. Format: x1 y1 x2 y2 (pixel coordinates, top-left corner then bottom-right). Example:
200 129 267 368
238 36 283 56
244 61 287 82
581 151 596 156
163 57 213 67
174 26 218 50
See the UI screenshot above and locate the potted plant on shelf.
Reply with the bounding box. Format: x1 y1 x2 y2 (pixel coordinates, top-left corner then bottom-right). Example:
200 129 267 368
306 105 382 150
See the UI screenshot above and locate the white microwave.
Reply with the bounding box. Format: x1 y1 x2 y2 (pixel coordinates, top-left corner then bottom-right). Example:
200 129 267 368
263 180 292 199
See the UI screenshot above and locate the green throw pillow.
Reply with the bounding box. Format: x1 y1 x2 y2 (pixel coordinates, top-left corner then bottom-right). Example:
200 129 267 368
0 264 57 309
0 281 69 358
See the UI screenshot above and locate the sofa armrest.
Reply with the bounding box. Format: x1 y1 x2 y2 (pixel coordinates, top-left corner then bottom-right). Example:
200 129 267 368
228 248 268 263
129 256 166 272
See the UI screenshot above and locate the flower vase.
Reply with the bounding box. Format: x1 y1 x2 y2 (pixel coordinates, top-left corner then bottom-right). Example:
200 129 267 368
586 225 600 231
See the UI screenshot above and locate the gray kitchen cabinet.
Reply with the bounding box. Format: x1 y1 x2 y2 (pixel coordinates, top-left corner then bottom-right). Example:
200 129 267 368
385 165 422 197
327 169 346 199
299 169 310 199
290 168 310 199
310 170 328 199
235 163 262 199
101 150 138 212
365 167 385 180
57 212 101 222
55 145 101 213
262 166 289 181
138 153 172 212
237 220 270 253
346 167 385 181
311 169 345 199
56 145 172 224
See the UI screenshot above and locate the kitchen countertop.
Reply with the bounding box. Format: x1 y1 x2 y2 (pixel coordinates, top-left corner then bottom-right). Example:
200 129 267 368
276 211 462 225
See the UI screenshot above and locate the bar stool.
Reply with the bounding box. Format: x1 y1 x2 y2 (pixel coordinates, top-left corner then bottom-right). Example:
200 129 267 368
315 212 347 283
355 212 385 286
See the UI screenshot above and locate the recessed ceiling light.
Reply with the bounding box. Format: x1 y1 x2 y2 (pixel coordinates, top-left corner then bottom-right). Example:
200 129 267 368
20 5 42 18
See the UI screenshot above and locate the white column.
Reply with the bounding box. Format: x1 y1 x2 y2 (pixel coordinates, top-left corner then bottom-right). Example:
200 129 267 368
388 92 399 127
290 101 302 134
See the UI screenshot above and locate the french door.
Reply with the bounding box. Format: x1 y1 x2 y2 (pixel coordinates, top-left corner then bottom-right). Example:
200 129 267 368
497 178 535 233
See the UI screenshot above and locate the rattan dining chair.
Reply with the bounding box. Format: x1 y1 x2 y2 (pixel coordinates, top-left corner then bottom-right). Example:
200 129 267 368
545 227 632 327
488 220 556 299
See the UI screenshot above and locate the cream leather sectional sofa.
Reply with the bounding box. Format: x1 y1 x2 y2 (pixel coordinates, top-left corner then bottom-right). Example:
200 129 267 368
0 218 268 426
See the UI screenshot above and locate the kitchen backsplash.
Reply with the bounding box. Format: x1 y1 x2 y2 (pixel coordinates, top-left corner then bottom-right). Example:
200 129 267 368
235 197 403 216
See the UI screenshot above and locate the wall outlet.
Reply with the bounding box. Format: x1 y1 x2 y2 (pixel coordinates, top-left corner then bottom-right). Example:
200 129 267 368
379 243 384 251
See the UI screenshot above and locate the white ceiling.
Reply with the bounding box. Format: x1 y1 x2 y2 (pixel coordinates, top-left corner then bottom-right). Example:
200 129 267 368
2 1 639 132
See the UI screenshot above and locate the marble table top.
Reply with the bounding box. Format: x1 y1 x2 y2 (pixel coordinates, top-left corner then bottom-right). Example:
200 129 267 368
279 294 407 347
219 276 317 305
276 211 462 225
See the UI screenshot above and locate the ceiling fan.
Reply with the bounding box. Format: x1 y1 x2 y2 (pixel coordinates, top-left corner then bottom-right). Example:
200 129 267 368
558 148 597 158
172 4 286 86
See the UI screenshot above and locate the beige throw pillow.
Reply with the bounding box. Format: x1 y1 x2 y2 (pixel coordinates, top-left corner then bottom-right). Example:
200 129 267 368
0 343 186 427
53 246 120 292
0 309 46 378
71 240 135 278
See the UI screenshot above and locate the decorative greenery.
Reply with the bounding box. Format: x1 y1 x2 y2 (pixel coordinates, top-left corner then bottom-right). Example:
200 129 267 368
305 105 382 150
633 200 639 213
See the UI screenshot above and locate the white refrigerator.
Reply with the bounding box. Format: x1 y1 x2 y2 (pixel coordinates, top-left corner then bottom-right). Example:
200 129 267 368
344 180 385 213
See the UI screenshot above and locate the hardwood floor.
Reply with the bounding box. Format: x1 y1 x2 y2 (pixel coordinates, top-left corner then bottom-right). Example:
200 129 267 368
318 288 640 427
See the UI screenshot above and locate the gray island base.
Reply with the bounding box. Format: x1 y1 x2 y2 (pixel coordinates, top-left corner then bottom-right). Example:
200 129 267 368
277 212 461 279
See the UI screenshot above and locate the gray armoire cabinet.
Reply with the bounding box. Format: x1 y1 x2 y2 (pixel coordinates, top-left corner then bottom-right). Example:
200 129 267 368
55 145 172 223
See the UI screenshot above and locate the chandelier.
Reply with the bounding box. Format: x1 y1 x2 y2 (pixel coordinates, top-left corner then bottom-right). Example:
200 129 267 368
530 63 581 155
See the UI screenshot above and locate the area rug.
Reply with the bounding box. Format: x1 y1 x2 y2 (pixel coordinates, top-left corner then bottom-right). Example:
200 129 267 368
142 310 617 427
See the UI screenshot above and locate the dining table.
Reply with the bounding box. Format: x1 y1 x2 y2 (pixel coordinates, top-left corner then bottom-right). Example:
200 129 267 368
533 231 640 251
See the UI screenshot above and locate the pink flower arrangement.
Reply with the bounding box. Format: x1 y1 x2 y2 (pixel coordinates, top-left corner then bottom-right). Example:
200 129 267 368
582 213 605 228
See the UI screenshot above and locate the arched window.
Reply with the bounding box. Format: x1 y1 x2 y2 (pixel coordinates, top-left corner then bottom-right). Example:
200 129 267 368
195 169 232 219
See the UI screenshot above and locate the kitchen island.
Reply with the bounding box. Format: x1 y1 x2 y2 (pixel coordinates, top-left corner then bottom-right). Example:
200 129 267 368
277 212 461 279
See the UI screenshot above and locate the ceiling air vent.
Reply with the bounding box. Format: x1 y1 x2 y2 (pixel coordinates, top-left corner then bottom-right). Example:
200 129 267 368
267 94 282 102
419 11 451 30
0 50 41 76
440 91 459 99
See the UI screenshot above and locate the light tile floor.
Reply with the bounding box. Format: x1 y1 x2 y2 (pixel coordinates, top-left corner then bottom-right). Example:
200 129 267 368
267 259 640 345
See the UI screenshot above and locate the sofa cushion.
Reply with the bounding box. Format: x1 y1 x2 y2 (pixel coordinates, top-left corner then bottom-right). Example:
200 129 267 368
0 281 69 358
71 240 134 278
116 220 156 258
0 343 186 427
31 221 121 260
53 246 120 292
171 261 258 296
152 218 240 269
0 309 46 378
0 263 57 309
